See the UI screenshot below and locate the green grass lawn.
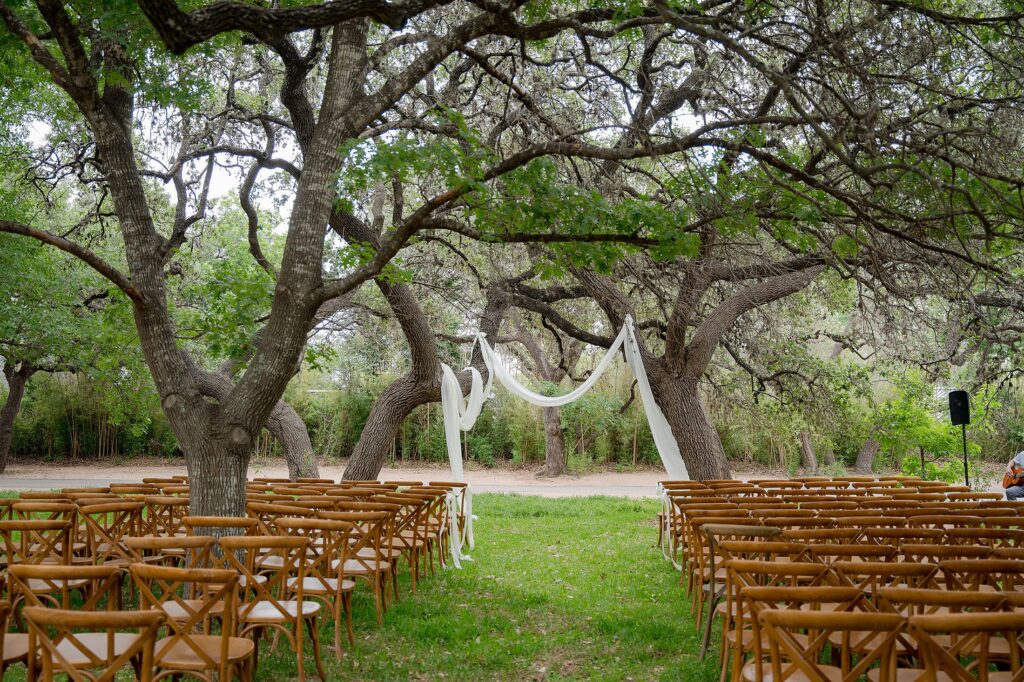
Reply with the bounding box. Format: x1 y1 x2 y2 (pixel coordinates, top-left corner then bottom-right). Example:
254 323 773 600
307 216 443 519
257 494 718 681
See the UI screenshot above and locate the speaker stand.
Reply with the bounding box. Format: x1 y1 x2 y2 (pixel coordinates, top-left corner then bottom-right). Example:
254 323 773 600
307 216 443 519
961 423 970 488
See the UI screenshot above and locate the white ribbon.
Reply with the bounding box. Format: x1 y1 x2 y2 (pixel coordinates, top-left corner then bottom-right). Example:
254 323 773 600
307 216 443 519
438 315 690 567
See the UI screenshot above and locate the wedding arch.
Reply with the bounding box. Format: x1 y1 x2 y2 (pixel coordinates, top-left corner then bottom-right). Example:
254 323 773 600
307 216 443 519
439 316 690 565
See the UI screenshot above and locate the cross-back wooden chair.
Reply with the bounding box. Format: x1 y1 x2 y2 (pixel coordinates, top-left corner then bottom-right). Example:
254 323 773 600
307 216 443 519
781 527 863 545
123 535 216 569
0 600 25 679
809 543 898 566
11 564 134 679
903 543 993 565
142 496 190 538
24 606 164 682
217 535 324 682
740 586 891 681
130 562 255 682
862 526 944 547
77 500 144 568
946 527 1024 549
319 510 392 625
696 524 782 658
832 561 940 596
721 562 837 682
246 501 313 537
940 559 1024 593
910 612 1024 681
276 517 357 651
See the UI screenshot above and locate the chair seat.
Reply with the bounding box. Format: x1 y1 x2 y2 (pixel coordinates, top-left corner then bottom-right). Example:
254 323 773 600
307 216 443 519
155 634 255 669
360 546 403 559
4 633 28 665
241 600 320 622
49 633 140 668
159 600 225 621
333 558 390 574
256 555 284 569
286 576 356 594
25 577 91 592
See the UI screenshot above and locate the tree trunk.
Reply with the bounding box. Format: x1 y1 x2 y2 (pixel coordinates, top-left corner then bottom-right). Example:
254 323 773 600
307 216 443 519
0 365 34 475
820 444 836 467
855 437 880 473
344 376 436 480
655 377 731 481
542 406 567 477
265 398 319 479
798 431 818 473
186 442 249 523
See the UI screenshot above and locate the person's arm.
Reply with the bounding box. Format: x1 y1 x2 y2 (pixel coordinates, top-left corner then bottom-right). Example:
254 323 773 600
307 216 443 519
1009 456 1020 476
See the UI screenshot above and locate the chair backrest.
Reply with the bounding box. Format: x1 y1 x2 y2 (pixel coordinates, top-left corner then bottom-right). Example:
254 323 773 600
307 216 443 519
130 562 239 677
939 559 1024 592
756 605 905 681
216 535 311 623
23 606 164 682
123 535 215 569
0 518 71 565
875 587 1007 617
276 517 355 593
77 500 144 564
832 561 939 593
910 612 1024 681
142 495 190 536
246 501 314 534
181 515 258 536
9 564 122 611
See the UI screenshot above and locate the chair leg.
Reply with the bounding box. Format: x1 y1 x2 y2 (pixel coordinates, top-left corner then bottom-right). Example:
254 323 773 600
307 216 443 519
295 621 306 682
699 594 720 660
308 616 326 680
344 592 355 646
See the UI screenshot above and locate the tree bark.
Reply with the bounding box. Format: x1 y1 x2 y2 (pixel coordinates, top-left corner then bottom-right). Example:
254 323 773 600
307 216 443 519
855 437 880 473
0 364 35 475
820 444 837 467
265 398 318 479
798 431 818 473
542 406 567 477
344 376 438 480
654 376 731 481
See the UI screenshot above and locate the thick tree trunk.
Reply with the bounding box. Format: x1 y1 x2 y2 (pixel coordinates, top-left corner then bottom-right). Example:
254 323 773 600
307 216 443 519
542 406 567 477
185 441 249 522
821 445 837 467
266 399 319 479
655 377 731 481
798 431 818 473
0 365 34 475
855 437 880 473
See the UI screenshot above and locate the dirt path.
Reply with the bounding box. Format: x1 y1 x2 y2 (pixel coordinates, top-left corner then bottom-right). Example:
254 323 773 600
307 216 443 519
0 458 1006 495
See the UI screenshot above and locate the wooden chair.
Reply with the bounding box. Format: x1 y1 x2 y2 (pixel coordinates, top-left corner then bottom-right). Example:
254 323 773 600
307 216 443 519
23 606 164 682
142 495 190 537
130 562 255 681
217 535 325 682
722 563 838 682
754 608 906 681
910 612 1024 681
124 534 216 569
319 510 392 625
741 586 900 681
940 559 1024 593
77 500 144 568
0 599 27 678
9 563 126 678
696 524 782 658
276 517 357 651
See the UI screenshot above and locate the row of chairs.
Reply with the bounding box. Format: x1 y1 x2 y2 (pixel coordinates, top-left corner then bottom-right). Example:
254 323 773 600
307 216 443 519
656 476 1024 680
0 477 470 681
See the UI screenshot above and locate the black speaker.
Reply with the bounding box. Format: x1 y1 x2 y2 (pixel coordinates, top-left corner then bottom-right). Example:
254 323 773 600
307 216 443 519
949 390 970 426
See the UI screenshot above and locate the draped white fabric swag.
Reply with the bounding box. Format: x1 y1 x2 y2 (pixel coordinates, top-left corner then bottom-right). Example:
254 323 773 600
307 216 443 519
439 315 690 566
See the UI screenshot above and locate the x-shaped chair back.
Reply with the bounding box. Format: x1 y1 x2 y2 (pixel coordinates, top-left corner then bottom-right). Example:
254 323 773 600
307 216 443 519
911 612 1024 682
77 501 144 565
23 606 163 682
0 518 71 565
130 562 239 675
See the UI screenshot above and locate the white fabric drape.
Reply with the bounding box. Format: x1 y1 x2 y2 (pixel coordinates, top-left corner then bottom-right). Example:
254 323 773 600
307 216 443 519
439 315 690 566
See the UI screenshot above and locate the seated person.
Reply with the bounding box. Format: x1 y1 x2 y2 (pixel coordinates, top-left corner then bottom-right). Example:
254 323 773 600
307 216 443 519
1006 451 1024 501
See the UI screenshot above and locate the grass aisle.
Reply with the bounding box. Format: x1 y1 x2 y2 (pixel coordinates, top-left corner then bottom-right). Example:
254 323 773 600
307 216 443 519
272 494 718 681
